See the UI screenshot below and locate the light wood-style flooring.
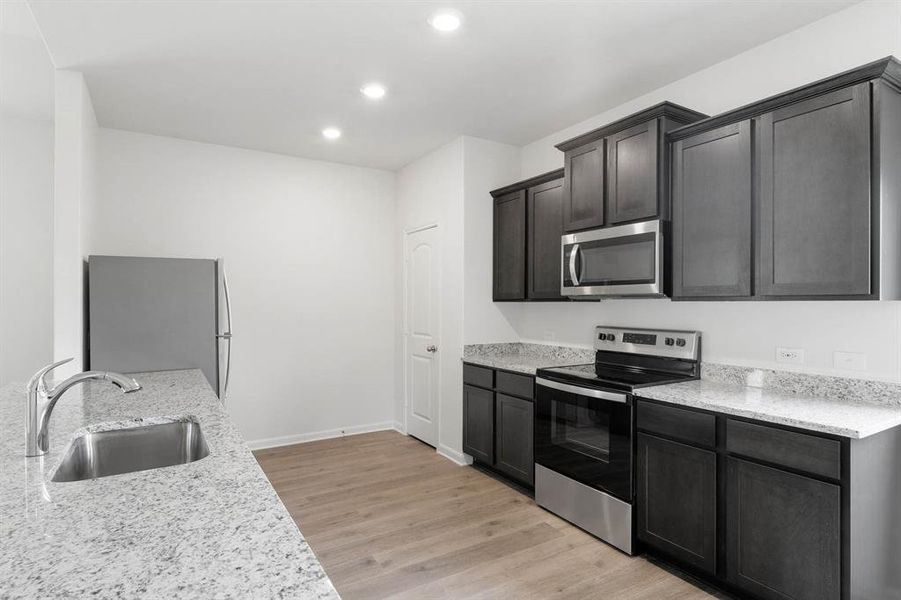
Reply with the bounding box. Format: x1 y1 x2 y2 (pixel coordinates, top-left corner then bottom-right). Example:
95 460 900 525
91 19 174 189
254 430 718 600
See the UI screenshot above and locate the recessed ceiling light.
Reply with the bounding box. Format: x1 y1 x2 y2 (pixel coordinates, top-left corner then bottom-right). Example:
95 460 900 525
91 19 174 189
429 10 462 32
361 83 387 100
322 127 341 140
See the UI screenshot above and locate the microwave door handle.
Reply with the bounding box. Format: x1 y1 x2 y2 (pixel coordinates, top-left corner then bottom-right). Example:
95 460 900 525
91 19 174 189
569 244 581 286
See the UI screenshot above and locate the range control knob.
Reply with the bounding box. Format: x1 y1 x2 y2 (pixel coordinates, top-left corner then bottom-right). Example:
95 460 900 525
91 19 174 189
676 338 687 347
598 333 607 341
664 337 675 346
607 334 616 342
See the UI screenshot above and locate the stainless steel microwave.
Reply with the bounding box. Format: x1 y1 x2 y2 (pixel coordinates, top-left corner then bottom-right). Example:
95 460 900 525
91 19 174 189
561 220 664 298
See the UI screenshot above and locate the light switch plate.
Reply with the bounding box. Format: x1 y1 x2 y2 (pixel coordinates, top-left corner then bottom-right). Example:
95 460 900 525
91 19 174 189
776 347 805 364
834 351 867 371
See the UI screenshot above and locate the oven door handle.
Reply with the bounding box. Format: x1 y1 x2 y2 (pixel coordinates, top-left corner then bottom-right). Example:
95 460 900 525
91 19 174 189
568 244 581 286
536 377 628 403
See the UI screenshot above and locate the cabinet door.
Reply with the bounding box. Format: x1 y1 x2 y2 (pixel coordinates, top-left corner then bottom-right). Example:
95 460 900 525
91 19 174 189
563 140 604 232
463 384 494 464
726 457 840 600
637 433 716 574
495 393 533 486
493 190 526 300
758 83 872 297
607 120 659 224
672 121 753 298
527 178 566 300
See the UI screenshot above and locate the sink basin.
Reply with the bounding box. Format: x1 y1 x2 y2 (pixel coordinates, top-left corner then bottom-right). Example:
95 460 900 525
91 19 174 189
51 418 210 482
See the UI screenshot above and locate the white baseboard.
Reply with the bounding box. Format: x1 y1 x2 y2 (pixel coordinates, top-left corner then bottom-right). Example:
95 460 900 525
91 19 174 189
247 421 399 450
437 444 473 466
393 420 405 434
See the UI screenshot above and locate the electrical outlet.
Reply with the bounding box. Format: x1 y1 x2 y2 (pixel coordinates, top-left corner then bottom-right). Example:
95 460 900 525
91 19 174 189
834 351 867 371
543 330 556 341
776 347 805 364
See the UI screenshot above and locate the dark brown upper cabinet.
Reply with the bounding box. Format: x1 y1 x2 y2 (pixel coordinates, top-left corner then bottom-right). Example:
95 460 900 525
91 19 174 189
669 56 901 300
672 121 753 299
527 178 565 300
491 169 567 302
607 120 658 223
556 103 708 233
492 190 526 300
562 139 605 231
757 84 871 298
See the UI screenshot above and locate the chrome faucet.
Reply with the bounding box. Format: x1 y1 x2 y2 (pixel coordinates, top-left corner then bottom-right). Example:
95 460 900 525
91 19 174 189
25 358 141 457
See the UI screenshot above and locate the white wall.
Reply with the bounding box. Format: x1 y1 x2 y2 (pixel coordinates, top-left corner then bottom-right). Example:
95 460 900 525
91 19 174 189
521 1 901 177
0 116 54 385
0 1 55 385
91 128 397 444
506 0 901 382
462 136 521 345
395 138 465 461
53 70 97 369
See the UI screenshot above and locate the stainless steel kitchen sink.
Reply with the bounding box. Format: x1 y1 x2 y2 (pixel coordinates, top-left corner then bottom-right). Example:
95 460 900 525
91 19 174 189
51 418 210 482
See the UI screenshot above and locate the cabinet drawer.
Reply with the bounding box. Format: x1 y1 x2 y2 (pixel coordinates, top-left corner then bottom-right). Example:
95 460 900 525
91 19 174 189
726 419 841 480
463 364 494 389
496 371 534 400
637 400 716 448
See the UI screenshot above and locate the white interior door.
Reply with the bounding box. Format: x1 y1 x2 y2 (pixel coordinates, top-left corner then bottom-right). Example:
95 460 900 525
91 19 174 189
405 225 440 447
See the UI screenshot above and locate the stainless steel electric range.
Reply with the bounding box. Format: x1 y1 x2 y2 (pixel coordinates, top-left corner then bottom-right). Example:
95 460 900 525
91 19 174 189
534 326 701 555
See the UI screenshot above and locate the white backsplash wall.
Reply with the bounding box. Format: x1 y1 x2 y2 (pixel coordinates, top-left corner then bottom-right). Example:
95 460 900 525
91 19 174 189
500 301 901 382
91 128 397 445
503 0 901 383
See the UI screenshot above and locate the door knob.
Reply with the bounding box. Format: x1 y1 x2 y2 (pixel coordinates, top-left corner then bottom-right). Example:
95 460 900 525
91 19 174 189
426 345 438 353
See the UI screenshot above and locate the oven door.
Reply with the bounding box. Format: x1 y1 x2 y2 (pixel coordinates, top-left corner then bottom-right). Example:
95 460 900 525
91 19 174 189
561 220 663 297
534 377 633 502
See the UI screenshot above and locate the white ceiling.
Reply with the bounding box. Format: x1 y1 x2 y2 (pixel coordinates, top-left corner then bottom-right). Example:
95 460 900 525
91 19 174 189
29 0 856 170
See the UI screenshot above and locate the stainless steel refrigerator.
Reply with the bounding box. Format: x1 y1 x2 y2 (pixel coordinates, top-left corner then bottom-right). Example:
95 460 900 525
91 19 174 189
87 255 233 400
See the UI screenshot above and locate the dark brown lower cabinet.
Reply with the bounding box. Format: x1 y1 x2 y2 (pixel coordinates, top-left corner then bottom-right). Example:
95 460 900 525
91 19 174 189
726 457 841 600
635 396 901 600
637 433 716 575
495 393 534 486
462 384 494 464
462 364 534 488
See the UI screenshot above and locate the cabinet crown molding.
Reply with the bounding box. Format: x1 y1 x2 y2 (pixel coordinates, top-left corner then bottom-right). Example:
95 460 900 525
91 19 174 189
668 55 901 142
554 102 708 152
489 168 564 198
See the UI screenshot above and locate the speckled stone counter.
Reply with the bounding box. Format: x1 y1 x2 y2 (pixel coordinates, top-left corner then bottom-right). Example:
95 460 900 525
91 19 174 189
640 363 901 439
463 342 595 375
0 369 339 599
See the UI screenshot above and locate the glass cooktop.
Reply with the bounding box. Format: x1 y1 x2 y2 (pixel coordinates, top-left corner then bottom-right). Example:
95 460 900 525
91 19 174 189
537 363 696 391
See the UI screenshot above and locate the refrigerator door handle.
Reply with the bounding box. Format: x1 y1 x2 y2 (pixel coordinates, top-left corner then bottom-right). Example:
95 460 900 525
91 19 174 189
217 263 233 404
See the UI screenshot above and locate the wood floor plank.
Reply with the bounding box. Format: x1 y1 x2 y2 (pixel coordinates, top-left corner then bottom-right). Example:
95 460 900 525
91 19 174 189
255 430 719 600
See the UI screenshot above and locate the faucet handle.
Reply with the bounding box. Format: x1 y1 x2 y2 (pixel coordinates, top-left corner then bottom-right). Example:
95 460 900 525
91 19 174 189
26 358 74 394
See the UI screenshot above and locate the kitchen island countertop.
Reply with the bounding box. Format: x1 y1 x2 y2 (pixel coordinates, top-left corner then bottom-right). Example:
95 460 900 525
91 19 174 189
0 368 338 599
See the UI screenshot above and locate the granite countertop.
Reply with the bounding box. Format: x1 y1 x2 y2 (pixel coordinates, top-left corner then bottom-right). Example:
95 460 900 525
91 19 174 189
0 369 338 599
464 342 901 439
639 364 901 439
463 342 595 375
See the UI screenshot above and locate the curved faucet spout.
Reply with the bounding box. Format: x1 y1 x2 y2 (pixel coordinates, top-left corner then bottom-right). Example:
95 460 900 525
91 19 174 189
25 360 141 457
